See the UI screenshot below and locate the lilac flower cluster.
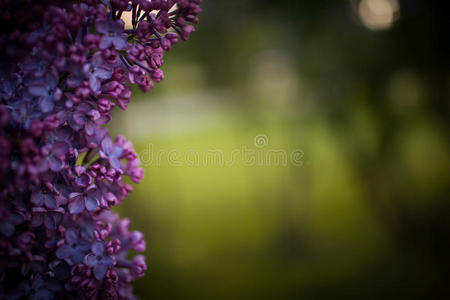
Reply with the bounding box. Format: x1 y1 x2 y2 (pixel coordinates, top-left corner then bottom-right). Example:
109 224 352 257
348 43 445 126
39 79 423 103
0 0 201 299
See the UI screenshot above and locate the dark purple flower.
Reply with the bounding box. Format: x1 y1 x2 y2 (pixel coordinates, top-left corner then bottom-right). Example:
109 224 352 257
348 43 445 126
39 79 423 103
89 163 107 181
129 230 146 252
41 140 69 172
31 184 59 209
123 66 146 90
56 228 90 264
102 80 125 100
11 99 42 129
83 34 100 50
17 231 35 252
150 68 164 82
103 48 120 65
49 259 71 280
99 136 124 170
84 240 115 280
68 166 93 188
145 46 164 69
106 239 121 254
19 57 50 78
126 159 144 183
65 62 85 89
0 0 201 297
68 184 102 214
128 65 148 85
85 126 108 148
131 255 147 278
28 71 62 113
17 274 61 300
127 43 146 62
0 65 21 101
103 191 119 207
68 43 86 64
41 127 73 170
97 98 114 113
94 221 112 241
117 86 131 110
100 281 119 300
0 207 24 237
73 102 110 136
45 125 73 145
96 20 127 50
30 207 64 231
82 52 112 93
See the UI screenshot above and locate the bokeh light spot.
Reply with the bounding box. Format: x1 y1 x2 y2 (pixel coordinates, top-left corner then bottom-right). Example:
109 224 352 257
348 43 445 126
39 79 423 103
358 0 399 30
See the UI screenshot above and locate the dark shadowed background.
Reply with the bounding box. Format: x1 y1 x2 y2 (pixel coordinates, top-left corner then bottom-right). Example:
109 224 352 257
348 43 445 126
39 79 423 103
111 0 450 299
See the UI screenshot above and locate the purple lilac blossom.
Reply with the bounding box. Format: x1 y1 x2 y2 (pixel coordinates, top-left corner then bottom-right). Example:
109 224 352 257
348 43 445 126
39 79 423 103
0 0 201 299
84 240 116 280
97 20 128 50
82 52 113 93
56 228 91 264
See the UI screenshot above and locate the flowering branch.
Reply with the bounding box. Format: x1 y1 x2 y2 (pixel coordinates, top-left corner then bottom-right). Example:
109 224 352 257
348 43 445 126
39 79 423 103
0 0 201 299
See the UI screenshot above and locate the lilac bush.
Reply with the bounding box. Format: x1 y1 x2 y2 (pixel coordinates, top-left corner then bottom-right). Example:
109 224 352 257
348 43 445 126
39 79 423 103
0 0 201 298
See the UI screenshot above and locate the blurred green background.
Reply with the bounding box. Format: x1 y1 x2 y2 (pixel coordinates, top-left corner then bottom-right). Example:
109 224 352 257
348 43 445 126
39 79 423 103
111 0 450 299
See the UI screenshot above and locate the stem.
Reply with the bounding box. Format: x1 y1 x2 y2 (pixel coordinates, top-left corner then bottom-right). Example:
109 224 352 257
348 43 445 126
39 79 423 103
58 72 70 86
116 259 133 268
66 29 73 44
87 156 102 167
82 149 93 165
171 25 183 36
136 7 142 21
139 11 150 22
119 55 132 68
133 61 153 74
132 4 137 29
